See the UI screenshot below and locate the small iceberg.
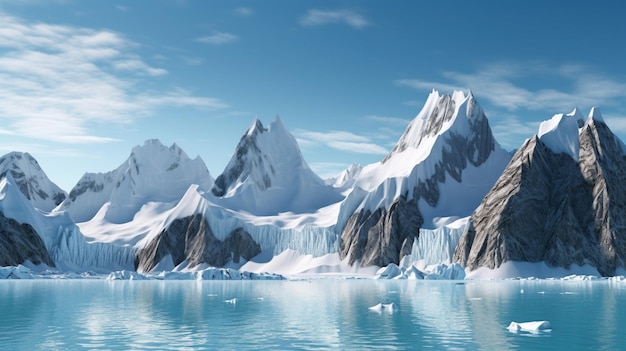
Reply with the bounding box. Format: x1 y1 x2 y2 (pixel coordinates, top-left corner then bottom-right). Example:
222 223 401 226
507 321 552 333
368 303 395 314
224 298 237 304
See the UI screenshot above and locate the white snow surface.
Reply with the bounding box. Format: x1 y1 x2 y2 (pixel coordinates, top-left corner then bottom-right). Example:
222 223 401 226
537 108 582 161
0 152 67 212
507 321 552 333
466 261 602 280
210 117 343 215
56 139 213 223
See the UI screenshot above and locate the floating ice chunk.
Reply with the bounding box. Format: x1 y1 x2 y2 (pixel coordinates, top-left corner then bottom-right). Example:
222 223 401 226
106 270 151 280
507 321 552 333
0 265 35 279
224 298 237 304
368 303 395 314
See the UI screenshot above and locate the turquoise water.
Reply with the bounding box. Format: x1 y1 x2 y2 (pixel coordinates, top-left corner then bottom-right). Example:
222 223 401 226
1 279 625 350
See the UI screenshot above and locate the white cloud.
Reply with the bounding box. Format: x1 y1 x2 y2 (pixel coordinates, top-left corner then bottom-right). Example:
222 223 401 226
113 59 167 76
397 62 626 113
234 7 253 17
295 129 388 155
365 115 411 126
0 12 226 144
300 9 370 29
196 32 239 45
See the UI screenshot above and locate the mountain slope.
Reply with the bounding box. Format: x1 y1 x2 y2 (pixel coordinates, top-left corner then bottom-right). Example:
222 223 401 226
57 139 213 223
455 108 626 276
210 116 343 215
0 152 67 212
338 90 511 267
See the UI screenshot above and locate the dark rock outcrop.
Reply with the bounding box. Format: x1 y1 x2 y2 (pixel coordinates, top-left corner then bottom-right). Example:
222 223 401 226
341 196 423 267
135 214 261 273
455 116 626 276
0 212 55 267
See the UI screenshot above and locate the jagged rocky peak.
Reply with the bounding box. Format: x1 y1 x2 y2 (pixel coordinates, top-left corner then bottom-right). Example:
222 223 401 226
0 151 67 212
384 89 493 164
338 90 510 268
212 116 301 197
209 115 342 216
57 139 213 223
455 106 626 276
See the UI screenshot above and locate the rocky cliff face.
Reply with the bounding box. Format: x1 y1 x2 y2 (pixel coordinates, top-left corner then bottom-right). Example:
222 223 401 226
0 211 55 267
135 214 261 273
339 90 510 267
455 111 626 276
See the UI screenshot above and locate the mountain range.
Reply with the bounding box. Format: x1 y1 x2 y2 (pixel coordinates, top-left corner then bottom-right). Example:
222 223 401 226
2 89 626 279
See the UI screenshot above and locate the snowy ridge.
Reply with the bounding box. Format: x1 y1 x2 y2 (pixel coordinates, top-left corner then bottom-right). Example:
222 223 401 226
0 152 67 212
210 117 343 215
337 90 511 230
57 139 213 223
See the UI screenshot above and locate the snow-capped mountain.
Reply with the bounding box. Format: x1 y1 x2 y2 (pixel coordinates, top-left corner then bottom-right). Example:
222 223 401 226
57 139 213 223
338 90 511 267
455 107 626 277
325 163 363 192
0 152 67 212
210 116 343 215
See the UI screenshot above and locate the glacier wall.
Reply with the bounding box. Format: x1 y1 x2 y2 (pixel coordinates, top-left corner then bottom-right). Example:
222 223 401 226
400 222 467 268
207 214 340 258
47 225 135 272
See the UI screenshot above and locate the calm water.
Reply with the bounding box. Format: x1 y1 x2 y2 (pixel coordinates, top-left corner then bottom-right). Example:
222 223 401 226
1 279 625 350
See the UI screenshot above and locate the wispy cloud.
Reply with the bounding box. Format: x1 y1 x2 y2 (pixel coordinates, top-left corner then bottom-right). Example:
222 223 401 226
0 12 225 144
295 129 388 155
234 7 253 17
300 9 370 29
365 115 411 126
396 62 626 113
196 32 239 45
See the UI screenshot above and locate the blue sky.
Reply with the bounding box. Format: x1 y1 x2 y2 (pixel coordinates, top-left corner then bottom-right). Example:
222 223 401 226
1 1 625 191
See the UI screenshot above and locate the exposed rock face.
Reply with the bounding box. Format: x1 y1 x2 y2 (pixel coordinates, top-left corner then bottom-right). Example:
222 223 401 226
135 214 261 272
0 152 67 212
341 196 422 266
339 91 508 267
0 212 55 267
455 115 626 276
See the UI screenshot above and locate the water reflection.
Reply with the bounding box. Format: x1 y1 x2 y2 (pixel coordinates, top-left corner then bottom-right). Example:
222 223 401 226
2 279 626 350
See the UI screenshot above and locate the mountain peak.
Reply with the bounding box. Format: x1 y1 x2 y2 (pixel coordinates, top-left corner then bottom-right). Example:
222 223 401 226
58 140 213 223
383 90 484 162
0 151 67 212
210 117 342 215
537 111 580 161
588 106 604 123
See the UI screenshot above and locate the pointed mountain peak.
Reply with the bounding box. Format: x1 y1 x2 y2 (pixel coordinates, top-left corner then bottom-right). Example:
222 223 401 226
384 89 492 163
269 115 288 133
0 151 67 212
537 111 580 161
246 118 266 136
588 106 604 123
210 117 341 214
